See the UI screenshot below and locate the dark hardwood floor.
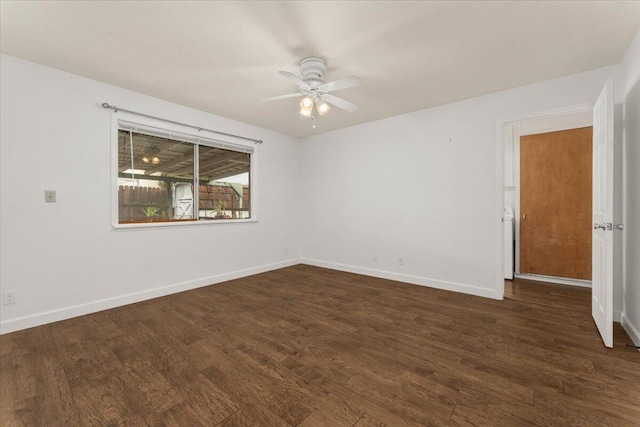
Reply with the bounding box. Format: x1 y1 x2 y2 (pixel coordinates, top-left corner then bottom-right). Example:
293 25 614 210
2 265 638 426
504 277 592 312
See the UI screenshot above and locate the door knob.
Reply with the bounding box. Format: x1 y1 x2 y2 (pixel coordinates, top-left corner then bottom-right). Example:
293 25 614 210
593 223 606 230
605 223 624 231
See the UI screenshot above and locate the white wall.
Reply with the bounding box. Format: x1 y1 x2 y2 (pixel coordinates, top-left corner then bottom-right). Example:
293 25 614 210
300 64 623 300
621 30 640 346
0 55 301 333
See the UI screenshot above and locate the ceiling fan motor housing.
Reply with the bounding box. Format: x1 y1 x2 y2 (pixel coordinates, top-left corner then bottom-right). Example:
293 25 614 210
300 57 326 80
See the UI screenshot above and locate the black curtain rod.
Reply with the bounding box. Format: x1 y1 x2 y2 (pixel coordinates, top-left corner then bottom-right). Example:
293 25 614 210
101 103 263 144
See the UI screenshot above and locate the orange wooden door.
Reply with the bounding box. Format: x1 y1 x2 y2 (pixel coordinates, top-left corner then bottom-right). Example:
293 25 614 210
520 127 592 280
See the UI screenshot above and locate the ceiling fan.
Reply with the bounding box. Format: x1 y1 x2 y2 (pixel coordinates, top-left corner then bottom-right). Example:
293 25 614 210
262 57 362 119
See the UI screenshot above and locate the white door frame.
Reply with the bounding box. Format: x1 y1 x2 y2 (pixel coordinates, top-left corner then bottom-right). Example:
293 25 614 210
495 103 593 299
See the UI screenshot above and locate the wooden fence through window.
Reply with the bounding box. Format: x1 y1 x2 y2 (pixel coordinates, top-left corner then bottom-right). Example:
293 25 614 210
118 184 250 222
119 186 172 221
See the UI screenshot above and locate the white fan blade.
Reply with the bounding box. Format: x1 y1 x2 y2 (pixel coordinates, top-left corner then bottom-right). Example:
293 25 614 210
279 71 308 88
261 93 303 102
322 94 359 113
319 76 362 93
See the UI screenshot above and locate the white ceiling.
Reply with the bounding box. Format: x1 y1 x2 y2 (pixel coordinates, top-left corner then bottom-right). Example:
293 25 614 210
1 1 639 138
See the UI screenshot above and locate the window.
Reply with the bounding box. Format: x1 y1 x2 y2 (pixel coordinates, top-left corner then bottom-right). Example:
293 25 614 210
114 118 253 226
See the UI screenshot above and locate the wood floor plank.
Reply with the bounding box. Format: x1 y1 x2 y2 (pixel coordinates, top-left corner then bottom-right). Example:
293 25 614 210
215 408 260 427
10 347 37 404
137 337 202 387
197 339 313 425
1 265 638 426
13 352 79 426
533 388 638 427
354 413 389 427
344 373 455 425
71 375 137 426
124 359 184 414
174 374 239 425
0 341 22 427
151 401 208 426
223 404 291 427
450 395 539 427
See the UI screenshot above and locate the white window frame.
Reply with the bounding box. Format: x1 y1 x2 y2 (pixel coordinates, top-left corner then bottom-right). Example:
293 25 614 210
110 111 258 229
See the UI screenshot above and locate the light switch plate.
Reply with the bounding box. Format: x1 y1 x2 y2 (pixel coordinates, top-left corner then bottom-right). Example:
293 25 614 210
45 190 56 203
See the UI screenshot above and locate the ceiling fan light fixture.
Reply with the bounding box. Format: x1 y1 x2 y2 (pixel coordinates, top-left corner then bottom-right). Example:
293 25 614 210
300 96 314 110
299 95 314 117
299 106 313 117
316 99 330 115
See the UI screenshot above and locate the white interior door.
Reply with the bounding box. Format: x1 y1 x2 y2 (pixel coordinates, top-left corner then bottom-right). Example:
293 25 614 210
592 79 614 348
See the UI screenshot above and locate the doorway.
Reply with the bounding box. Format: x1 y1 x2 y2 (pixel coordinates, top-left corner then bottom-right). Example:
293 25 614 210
502 107 594 290
499 82 618 349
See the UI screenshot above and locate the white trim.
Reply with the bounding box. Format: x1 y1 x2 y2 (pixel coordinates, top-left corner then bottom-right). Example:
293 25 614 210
495 112 506 299
514 123 521 274
514 273 592 288
621 313 640 351
112 218 258 231
0 259 300 335
301 258 500 300
518 111 592 136
500 103 594 126
496 103 594 299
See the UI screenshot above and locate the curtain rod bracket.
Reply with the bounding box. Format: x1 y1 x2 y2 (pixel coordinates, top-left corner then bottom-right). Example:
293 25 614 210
101 102 262 144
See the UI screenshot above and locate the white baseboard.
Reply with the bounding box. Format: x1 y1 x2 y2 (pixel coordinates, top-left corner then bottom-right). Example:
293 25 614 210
621 312 640 351
0 258 301 335
300 258 499 300
514 273 591 288
10 258 599 335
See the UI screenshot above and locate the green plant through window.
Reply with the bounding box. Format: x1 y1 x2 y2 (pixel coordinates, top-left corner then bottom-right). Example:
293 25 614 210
141 206 161 217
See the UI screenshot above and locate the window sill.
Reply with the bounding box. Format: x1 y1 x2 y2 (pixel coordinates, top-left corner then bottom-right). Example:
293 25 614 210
112 218 258 230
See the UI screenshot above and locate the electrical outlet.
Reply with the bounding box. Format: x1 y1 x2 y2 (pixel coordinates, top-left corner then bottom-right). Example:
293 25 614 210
398 257 404 266
3 291 16 305
373 254 378 263
284 247 289 255
45 190 56 203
